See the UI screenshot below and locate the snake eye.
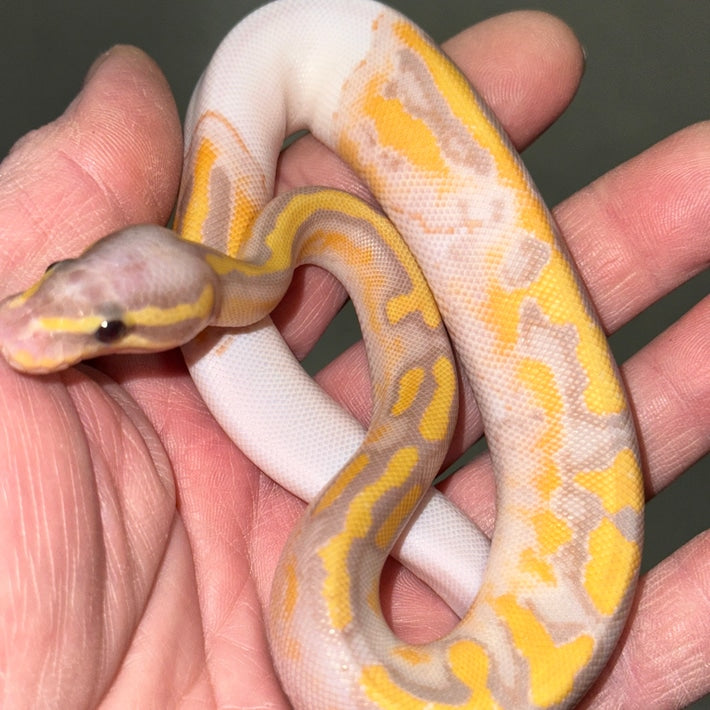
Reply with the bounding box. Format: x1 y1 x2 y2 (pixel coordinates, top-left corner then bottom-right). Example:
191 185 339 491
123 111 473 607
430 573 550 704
95 319 128 343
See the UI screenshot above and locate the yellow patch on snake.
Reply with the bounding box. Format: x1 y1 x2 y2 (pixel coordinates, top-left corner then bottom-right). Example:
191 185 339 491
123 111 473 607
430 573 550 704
132 284 216 326
318 447 419 630
575 448 644 515
37 316 106 335
516 359 564 500
448 640 500 709
532 510 573 556
270 551 303 664
361 71 450 178
390 645 432 666
516 359 562 425
362 638 498 709
492 594 594 708
391 367 425 417
2 348 64 372
179 137 219 243
519 548 557 585
518 510 574 587
314 453 369 516
419 355 457 442
374 482 423 550
516 359 561 431
535 461 563 504
584 519 641 616
386 285 441 330
279 552 300 625
204 251 242 276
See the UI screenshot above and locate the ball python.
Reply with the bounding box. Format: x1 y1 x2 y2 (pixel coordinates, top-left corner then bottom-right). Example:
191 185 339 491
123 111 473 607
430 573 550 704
0 0 644 707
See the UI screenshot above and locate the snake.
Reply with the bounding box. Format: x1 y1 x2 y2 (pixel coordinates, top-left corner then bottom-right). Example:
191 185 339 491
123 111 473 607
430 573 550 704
0 0 644 707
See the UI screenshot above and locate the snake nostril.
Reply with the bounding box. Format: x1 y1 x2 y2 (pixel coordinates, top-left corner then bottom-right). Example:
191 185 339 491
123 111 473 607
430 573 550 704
95 319 128 343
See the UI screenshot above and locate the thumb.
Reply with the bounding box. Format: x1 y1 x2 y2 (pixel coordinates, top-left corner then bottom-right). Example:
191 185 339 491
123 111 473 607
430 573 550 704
0 45 182 291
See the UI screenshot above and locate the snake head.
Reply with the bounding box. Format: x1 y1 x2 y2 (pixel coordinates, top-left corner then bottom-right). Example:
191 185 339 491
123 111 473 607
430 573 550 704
0 225 221 373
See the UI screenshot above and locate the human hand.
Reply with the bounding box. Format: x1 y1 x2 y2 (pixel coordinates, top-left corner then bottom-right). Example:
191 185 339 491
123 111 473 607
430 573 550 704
0 11 707 709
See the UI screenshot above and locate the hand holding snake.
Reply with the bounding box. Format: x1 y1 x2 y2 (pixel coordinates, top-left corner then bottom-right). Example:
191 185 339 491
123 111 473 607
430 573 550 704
0 5 707 708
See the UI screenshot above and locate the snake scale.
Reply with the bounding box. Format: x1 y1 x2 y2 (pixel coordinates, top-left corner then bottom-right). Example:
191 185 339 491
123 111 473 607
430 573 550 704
0 1 644 707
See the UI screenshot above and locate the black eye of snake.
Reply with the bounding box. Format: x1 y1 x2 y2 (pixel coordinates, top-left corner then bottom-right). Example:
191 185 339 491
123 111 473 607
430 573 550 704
95 319 128 343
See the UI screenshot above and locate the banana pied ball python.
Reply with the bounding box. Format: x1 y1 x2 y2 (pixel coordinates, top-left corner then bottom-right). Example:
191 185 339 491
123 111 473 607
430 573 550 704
0 1 644 707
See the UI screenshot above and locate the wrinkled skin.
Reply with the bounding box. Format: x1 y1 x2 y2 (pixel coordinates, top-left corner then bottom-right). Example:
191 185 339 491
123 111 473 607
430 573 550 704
0 11 708 709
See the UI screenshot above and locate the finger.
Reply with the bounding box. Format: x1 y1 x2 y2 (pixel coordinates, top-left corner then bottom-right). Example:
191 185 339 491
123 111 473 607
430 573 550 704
556 122 710 333
624 296 710 493
0 46 182 292
444 10 585 149
578 530 710 709
272 10 586 355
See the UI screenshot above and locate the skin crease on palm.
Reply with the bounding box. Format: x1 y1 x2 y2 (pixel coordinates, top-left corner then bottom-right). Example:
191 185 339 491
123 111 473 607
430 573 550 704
0 9 707 710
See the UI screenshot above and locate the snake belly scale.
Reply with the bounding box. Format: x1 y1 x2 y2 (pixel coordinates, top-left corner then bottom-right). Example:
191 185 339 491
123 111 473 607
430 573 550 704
0 1 644 708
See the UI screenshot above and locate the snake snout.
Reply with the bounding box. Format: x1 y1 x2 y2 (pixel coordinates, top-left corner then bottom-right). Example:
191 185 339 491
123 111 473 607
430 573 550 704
0 294 56 372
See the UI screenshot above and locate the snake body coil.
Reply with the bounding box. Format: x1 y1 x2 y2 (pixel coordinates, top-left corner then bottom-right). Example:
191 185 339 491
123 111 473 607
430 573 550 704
0 1 643 707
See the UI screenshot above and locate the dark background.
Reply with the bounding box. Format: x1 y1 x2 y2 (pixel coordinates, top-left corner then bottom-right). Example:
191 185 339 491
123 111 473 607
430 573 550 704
2 2 708 706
